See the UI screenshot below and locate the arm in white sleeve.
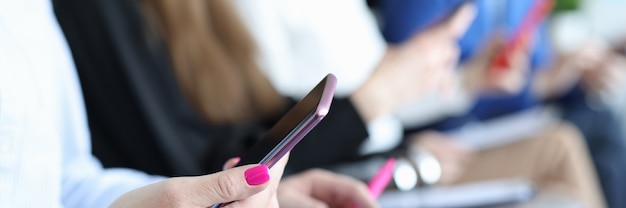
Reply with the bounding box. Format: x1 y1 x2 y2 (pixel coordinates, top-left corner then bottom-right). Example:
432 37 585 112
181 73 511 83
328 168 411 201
60 41 165 208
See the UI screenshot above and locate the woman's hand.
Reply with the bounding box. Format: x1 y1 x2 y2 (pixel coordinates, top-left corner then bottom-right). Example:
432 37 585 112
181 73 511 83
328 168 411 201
579 52 626 97
110 155 288 208
532 39 626 99
225 155 377 208
277 169 378 208
460 35 531 96
351 3 476 122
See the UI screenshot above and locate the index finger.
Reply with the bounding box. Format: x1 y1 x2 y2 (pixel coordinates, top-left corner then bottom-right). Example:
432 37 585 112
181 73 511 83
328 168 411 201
309 170 379 208
434 2 477 39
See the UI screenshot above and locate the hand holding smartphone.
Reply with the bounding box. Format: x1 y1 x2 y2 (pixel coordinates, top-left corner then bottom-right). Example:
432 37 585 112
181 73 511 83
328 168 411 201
212 74 337 207
490 0 554 73
236 74 336 168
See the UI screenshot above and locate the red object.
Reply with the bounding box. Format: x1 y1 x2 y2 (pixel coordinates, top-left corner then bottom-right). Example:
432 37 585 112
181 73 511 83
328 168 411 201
491 0 555 72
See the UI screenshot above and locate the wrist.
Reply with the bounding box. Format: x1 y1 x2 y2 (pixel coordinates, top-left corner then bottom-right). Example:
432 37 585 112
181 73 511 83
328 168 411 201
350 82 391 123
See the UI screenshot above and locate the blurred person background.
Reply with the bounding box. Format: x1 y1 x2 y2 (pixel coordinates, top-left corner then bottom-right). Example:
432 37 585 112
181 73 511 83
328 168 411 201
550 0 626 121
53 0 469 180
233 0 608 207
375 0 626 207
51 0 624 207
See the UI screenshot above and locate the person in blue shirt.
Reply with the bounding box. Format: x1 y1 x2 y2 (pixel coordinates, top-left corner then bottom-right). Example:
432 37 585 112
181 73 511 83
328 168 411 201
377 0 626 207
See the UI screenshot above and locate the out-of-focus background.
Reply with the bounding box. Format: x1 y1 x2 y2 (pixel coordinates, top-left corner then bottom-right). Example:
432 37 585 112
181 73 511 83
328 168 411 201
550 0 626 131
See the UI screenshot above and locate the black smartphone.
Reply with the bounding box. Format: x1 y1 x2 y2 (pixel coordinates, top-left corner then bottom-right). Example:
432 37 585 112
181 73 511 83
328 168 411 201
235 73 336 168
211 74 336 208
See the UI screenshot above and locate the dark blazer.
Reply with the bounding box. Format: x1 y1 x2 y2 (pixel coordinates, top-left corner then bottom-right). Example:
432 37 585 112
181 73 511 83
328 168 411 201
53 0 369 176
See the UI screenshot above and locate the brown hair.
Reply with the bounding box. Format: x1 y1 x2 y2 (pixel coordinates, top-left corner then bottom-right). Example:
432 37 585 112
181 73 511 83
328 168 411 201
141 0 284 124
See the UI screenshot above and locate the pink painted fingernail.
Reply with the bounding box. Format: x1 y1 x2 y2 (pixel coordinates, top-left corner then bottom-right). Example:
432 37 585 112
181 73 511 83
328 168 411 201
244 165 269 186
233 157 241 164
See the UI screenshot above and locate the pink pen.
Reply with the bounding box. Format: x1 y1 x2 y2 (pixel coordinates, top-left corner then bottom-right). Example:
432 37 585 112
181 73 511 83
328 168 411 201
353 158 396 208
368 158 397 198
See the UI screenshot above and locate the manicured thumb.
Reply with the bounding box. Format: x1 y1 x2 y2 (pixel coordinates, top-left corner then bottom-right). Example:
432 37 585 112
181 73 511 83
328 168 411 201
201 164 271 205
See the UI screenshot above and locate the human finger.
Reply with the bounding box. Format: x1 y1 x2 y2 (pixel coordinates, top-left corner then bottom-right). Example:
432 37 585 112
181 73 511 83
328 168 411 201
225 154 289 208
278 187 329 208
306 169 379 208
201 164 272 205
110 164 273 208
434 2 477 38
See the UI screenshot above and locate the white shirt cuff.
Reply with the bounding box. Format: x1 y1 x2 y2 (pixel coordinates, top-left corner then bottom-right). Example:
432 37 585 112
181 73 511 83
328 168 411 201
359 114 404 155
